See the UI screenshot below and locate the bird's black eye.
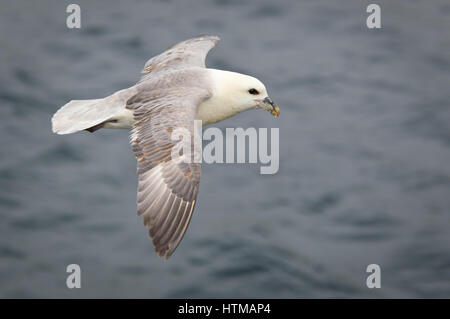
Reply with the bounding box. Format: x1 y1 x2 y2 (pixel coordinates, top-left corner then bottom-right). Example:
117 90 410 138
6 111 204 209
248 88 259 95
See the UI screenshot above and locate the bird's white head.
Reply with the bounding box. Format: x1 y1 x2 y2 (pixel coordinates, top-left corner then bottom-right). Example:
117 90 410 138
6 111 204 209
200 69 280 124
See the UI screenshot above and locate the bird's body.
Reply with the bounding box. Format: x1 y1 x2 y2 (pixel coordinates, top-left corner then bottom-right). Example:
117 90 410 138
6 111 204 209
52 35 279 258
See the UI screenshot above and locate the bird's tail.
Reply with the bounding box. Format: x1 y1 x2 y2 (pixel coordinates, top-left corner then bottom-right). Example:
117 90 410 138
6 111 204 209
51 88 136 135
52 98 108 134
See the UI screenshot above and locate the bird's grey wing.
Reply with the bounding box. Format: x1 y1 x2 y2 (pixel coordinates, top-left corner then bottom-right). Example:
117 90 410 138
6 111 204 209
126 87 210 258
139 35 220 81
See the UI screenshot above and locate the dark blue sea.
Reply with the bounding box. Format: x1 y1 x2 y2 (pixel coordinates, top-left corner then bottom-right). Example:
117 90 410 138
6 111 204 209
1 0 450 298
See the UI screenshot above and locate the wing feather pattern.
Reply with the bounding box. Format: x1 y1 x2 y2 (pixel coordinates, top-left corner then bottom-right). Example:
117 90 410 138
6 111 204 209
127 87 210 258
139 35 220 82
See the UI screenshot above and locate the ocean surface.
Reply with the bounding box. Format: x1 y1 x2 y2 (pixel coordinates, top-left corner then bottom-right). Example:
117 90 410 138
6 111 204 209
1 0 450 298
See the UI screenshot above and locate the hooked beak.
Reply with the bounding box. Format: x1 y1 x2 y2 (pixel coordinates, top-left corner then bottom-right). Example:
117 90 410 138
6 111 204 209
257 97 280 117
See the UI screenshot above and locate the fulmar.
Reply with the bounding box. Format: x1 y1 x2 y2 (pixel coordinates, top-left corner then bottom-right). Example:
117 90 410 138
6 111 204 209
51 35 280 258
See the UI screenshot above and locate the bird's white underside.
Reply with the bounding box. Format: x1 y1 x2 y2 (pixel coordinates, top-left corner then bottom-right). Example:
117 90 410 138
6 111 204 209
52 68 266 134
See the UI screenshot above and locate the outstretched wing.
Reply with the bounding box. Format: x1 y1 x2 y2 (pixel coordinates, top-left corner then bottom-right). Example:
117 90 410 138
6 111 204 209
126 87 210 259
139 35 220 81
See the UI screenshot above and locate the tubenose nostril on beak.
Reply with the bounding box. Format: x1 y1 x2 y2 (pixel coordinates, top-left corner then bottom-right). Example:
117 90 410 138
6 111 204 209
263 97 275 107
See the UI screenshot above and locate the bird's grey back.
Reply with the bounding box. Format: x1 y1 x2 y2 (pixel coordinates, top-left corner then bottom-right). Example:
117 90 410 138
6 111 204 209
133 67 213 99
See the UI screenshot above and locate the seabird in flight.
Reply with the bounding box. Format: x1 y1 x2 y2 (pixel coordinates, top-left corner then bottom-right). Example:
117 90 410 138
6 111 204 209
52 35 280 258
